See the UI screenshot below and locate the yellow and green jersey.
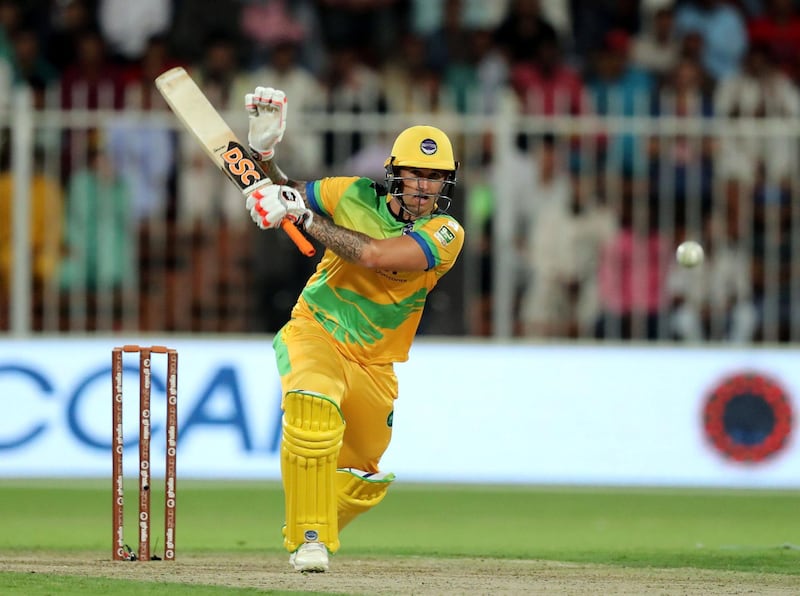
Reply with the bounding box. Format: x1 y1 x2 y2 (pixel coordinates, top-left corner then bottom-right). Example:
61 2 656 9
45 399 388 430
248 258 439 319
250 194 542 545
293 176 464 365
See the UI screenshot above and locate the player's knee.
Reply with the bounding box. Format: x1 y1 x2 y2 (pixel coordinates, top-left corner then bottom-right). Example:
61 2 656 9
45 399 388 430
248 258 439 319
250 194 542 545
282 390 345 456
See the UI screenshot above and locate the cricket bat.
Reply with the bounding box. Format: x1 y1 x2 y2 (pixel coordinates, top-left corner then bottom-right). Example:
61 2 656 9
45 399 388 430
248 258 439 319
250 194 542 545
155 66 315 257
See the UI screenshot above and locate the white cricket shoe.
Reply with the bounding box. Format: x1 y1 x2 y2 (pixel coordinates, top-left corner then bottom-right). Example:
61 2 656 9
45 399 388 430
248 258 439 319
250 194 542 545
289 541 329 572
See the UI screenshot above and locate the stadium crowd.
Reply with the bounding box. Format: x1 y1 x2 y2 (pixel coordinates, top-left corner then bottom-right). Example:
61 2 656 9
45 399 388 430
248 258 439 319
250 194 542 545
1 0 799 342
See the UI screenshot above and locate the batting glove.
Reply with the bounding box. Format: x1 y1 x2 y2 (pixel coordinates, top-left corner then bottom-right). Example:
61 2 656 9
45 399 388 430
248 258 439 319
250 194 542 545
246 184 312 230
245 86 287 161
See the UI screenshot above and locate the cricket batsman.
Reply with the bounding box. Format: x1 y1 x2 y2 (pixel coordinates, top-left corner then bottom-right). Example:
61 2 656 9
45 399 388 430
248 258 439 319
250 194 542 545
242 86 464 572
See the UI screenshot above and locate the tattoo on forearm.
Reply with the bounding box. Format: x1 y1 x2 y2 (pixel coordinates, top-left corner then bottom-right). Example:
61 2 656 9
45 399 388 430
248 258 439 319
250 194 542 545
254 156 367 261
261 159 309 197
307 216 370 263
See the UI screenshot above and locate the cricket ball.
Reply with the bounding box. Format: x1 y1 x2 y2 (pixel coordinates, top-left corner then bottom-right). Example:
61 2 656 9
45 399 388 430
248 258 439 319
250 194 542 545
676 240 704 268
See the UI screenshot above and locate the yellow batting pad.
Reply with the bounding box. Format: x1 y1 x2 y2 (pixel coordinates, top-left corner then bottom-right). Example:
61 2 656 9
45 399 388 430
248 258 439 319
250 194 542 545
336 468 395 531
281 390 345 553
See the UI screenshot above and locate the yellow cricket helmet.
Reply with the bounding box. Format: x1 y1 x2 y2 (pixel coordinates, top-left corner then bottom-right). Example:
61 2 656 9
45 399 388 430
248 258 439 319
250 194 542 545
384 125 459 214
384 125 458 172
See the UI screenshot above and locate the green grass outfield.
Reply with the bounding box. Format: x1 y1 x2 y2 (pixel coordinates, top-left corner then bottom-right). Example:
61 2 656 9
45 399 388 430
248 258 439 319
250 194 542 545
0 479 798 593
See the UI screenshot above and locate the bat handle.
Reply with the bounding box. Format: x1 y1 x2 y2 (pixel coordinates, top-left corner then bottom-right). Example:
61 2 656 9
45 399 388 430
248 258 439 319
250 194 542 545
281 219 316 257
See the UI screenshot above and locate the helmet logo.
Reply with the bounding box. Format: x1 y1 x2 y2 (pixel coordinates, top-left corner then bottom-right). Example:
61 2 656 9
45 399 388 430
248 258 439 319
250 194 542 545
420 138 437 155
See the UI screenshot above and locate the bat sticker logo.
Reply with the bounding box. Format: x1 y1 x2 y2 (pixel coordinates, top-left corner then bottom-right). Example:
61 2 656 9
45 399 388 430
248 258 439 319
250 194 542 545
221 142 263 189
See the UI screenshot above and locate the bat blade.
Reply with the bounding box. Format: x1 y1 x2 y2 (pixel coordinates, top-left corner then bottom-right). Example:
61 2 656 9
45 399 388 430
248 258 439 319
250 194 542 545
155 66 315 257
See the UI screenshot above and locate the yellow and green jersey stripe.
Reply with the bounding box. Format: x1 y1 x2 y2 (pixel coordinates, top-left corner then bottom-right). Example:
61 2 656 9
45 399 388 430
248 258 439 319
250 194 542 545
292 177 464 364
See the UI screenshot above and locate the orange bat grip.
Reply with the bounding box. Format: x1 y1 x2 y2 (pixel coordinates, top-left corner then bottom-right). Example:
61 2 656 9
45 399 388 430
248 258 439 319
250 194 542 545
281 219 316 257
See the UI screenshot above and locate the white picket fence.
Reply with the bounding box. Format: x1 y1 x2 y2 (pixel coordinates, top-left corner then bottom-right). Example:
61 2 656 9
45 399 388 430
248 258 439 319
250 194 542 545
3 86 800 343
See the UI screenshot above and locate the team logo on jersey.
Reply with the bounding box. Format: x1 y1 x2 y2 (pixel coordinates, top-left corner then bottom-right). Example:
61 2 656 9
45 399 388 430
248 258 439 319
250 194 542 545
420 138 437 155
434 225 455 245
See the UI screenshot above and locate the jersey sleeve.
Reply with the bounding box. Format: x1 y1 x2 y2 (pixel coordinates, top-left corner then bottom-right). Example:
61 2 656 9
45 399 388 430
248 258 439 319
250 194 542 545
408 216 465 276
305 177 361 218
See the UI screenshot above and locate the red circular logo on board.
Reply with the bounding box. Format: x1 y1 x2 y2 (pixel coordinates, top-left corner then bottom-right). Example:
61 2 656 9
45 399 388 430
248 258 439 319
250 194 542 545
703 372 793 462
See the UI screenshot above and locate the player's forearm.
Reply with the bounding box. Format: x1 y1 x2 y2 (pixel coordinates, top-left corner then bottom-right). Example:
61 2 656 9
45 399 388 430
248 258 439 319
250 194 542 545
260 159 299 188
306 215 372 264
255 158 376 264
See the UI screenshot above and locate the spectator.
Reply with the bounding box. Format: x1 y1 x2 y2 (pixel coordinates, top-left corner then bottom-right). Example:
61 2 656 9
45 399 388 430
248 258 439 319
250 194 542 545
669 203 756 343
382 28 504 117
674 0 748 81
508 134 570 246
443 27 511 114
60 29 123 190
653 53 715 116
465 131 529 335
105 35 177 223
98 0 172 64
42 0 96 73
585 29 654 173
169 0 243 65
595 174 672 340
104 117 175 223
677 26 707 71
648 56 715 222
8 25 58 87
493 0 559 63
569 0 642 65
714 43 800 189
60 28 123 110
471 27 513 114
320 40 386 167
187 32 241 109
519 148 616 338
238 0 311 69
747 0 800 83
411 0 508 37
0 0 21 64
380 31 440 113
510 35 586 116
539 0 572 40
426 0 470 75
749 161 794 342
0 146 63 331
59 138 134 331
22 76 60 158
341 132 394 180
467 191 494 336
316 0 406 66
121 34 184 110
630 3 681 80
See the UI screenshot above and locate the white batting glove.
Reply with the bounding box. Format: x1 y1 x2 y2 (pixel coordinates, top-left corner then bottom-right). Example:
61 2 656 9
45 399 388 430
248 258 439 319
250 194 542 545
245 86 287 161
245 184 312 230
281 186 313 228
